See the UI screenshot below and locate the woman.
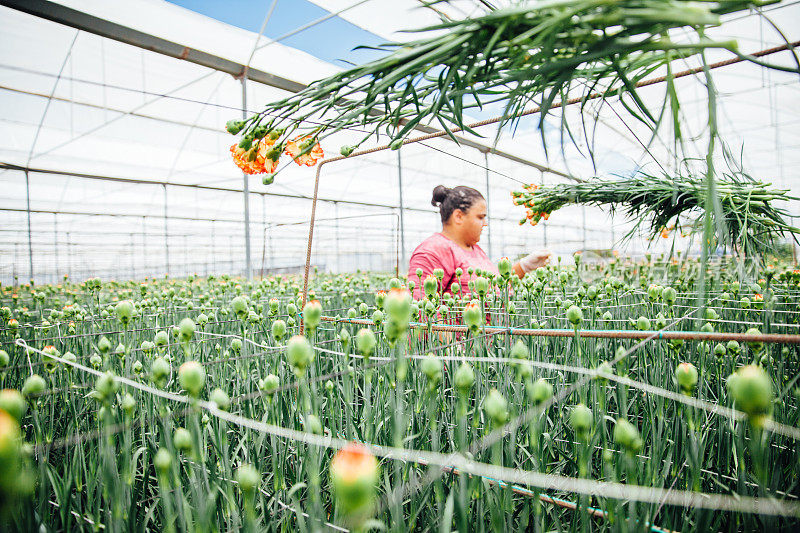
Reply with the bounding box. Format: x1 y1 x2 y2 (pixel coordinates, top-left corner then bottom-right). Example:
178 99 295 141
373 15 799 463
408 185 550 298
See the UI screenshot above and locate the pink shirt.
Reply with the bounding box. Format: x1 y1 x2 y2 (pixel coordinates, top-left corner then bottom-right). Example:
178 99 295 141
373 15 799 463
407 233 498 299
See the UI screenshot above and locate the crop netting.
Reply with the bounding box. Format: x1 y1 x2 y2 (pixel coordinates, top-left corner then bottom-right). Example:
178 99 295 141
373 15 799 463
2 257 800 531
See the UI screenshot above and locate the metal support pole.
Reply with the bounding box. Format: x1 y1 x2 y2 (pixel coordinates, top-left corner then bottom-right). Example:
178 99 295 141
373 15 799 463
484 152 492 259
261 194 266 278
582 206 587 250
66 233 71 280
334 202 340 272
163 184 169 275
130 233 135 279
212 221 216 274
183 234 188 276
53 213 59 282
13 243 18 286
241 77 252 279
24 171 34 281
141 217 147 277
397 150 406 268
541 171 548 249
610 214 616 250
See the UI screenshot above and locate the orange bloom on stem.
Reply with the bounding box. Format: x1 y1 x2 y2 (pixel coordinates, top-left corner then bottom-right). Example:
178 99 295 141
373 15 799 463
230 137 279 175
284 136 324 167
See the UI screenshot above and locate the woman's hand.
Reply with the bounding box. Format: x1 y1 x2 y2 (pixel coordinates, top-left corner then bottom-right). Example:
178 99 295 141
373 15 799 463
513 250 551 277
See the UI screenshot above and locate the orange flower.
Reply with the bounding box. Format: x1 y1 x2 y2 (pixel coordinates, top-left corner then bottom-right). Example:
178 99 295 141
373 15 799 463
230 137 278 175
284 136 324 167
542 212 550 221
753 293 763 301
661 228 669 238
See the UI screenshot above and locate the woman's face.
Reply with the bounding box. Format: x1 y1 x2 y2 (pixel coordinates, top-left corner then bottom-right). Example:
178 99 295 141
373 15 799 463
456 199 487 246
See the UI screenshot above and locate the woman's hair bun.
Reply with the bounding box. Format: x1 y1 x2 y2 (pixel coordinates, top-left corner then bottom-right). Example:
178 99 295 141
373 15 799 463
431 185 450 207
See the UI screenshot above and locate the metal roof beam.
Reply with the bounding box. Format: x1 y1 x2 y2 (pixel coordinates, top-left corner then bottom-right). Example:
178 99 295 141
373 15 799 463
1 0 575 180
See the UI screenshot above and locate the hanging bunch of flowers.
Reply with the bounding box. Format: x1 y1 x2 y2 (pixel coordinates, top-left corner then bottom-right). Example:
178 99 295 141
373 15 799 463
226 121 324 184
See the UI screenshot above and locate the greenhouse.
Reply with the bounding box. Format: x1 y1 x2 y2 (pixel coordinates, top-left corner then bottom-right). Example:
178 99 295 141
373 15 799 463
0 0 799 530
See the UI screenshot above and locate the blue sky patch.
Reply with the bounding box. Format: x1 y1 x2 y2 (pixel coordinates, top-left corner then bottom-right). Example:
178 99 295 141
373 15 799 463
167 0 388 66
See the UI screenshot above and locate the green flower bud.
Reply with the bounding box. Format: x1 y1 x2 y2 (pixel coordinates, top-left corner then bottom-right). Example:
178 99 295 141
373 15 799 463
154 330 169 347
154 448 172 473
675 362 698 394
98 336 111 354
528 378 553 405
613 418 642 453
286 335 314 376
235 464 260 493
462 301 482 332
483 389 508 427
210 388 230 411
173 427 192 452
115 300 133 326
260 374 280 396
355 329 376 359
727 365 772 424
498 257 513 279
340 145 355 157
713 343 726 358
151 357 171 386
566 305 583 327
510 339 529 360
303 300 322 332
94 371 118 402
744 328 763 352
178 318 196 344
178 361 205 397
339 328 351 347
454 363 475 395
21 374 46 398
662 287 677 304
230 338 243 353
121 393 136 415
570 404 593 438
271 319 287 342
420 354 442 383
0 389 27 421
474 277 489 297
225 119 246 134
304 414 323 435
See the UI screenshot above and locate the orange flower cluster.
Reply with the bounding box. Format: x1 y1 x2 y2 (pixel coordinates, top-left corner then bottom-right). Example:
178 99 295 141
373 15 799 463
230 134 324 175
659 224 676 239
230 137 279 175
284 135 324 167
524 209 550 226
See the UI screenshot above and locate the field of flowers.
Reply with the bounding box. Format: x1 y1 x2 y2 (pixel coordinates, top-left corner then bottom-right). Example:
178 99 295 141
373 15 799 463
1 256 799 531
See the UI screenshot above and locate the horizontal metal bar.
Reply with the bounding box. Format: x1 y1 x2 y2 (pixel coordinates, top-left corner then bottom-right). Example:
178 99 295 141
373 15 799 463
324 317 800 344
0 0 305 92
